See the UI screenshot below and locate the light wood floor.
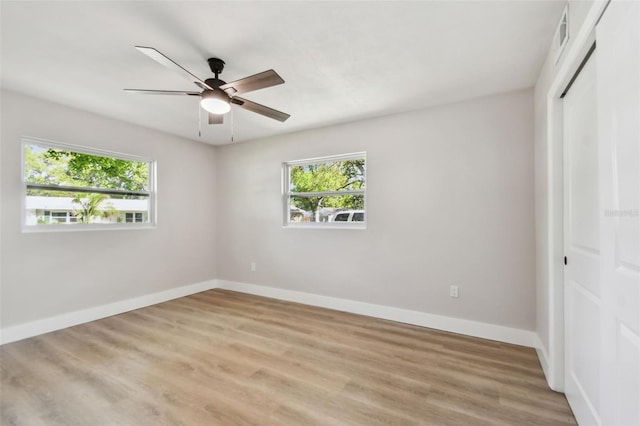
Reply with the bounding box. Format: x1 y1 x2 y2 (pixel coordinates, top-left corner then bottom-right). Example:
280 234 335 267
1 289 575 425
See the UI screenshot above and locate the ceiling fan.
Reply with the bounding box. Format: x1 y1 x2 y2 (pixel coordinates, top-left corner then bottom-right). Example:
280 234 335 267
125 46 290 125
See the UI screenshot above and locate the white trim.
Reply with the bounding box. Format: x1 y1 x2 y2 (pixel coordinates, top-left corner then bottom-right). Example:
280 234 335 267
215 280 537 347
542 0 609 392
285 151 366 166
20 222 158 233
284 222 366 231
0 280 216 345
23 136 151 163
535 334 551 384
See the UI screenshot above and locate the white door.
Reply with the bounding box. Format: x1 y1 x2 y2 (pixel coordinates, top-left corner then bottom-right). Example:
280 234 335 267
563 51 601 425
596 1 640 425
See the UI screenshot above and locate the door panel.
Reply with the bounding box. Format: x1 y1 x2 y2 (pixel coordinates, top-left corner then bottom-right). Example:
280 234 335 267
617 325 639 423
567 96 600 255
596 1 640 425
568 281 601 414
564 51 601 425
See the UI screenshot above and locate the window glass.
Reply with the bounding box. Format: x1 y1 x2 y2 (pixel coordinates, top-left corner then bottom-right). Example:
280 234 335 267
23 139 154 229
334 213 349 222
125 212 145 223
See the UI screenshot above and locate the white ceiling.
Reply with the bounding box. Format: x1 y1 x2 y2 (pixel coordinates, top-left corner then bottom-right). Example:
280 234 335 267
1 1 564 145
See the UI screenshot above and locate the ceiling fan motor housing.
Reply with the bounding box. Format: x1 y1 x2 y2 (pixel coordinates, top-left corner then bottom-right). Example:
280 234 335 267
204 78 226 89
207 57 225 75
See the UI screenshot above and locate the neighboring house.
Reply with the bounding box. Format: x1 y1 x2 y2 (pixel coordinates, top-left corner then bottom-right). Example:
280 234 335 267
288 206 310 222
25 196 149 225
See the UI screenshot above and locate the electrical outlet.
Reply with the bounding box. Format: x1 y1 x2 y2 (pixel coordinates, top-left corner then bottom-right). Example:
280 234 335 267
250 261 257 272
449 285 459 298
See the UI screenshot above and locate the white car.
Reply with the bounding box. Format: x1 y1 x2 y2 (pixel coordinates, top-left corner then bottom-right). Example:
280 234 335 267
331 210 365 222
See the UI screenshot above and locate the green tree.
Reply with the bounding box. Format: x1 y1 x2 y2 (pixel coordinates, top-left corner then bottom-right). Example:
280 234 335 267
24 146 75 196
25 146 68 184
44 149 148 192
25 145 148 197
290 159 365 220
72 193 115 223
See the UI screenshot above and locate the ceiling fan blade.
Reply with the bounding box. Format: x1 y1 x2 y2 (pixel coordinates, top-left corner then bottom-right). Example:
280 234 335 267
124 89 201 96
231 97 290 122
135 46 213 91
208 113 224 125
220 70 284 95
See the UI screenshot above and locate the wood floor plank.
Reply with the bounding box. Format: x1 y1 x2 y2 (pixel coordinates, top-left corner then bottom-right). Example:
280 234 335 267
0 289 576 425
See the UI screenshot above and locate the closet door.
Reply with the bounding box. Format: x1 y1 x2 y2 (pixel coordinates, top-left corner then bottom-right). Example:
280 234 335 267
563 50 601 426
596 1 640 425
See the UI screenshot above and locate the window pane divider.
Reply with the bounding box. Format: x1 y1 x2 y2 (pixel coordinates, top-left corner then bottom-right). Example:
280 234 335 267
26 183 149 197
287 190 365 197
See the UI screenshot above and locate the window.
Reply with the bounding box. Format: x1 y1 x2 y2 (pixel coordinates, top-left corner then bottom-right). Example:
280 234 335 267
46 211 78 224
283 152 366 227
23 138 154 230
125 212 145 223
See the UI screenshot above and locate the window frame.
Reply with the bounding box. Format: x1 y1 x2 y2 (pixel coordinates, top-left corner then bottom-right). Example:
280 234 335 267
21 137 157 232
282 152 367 229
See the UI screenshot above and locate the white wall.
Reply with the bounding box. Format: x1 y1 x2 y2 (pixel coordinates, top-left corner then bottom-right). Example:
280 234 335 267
1 87 537 340
0 90 217 328
216 89 536 331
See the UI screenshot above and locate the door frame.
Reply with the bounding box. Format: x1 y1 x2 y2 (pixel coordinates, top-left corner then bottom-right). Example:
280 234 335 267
542 0 609 392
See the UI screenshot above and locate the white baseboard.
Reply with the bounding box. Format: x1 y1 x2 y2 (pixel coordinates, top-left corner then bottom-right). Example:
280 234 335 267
535 335 563 392
535 334 551 381
215 280 537 348
1 278 539 349
0 279 217 345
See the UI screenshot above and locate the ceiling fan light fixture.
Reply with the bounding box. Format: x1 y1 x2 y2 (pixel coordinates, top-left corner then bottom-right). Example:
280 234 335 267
200 89 231 114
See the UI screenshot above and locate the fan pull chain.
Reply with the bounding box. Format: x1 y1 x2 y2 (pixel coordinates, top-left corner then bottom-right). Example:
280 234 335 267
231 107 234 143
198 105 202 137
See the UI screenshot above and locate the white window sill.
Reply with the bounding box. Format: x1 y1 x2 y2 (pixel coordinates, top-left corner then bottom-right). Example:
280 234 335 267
22 223 157 233
283 223 367 230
